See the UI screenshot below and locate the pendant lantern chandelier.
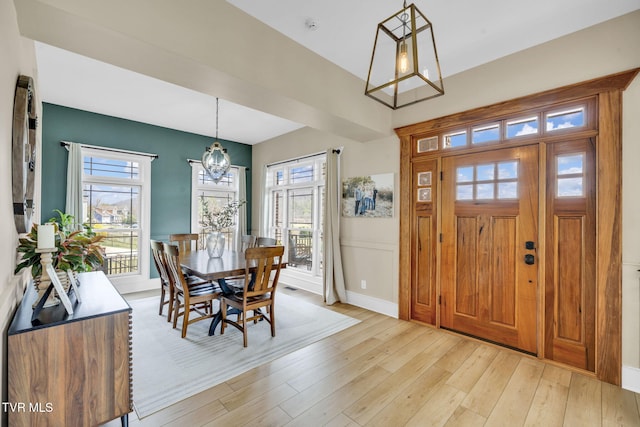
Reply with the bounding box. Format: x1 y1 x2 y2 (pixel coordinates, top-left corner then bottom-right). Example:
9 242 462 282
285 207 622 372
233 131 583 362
202 97 231 183
365 1 444 109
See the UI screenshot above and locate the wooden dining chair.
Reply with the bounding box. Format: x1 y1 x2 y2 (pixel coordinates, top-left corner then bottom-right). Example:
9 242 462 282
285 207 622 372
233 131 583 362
163 243 221 338
150 239 174 322
169 233 199 253
220 245 284 347
255 236 277 247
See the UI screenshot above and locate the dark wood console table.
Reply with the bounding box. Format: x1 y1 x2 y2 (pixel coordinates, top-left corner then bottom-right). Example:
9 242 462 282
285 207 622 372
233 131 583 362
7 271 132 427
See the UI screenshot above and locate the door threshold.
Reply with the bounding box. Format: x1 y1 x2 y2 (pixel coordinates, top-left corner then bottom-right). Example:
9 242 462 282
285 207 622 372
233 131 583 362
440 326 537 358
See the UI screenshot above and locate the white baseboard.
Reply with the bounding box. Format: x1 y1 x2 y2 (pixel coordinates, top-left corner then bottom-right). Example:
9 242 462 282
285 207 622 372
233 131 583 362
279 277 398 318
279 271 323 295
346 290 398 318
622 365 640 393
113 277 158 294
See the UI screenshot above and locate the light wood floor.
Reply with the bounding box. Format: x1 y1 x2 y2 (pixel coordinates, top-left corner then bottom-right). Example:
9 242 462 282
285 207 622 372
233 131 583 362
105 288 640 427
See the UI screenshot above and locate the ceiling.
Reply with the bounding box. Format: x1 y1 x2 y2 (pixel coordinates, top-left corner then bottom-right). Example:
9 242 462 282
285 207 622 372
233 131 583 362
35 0 640 145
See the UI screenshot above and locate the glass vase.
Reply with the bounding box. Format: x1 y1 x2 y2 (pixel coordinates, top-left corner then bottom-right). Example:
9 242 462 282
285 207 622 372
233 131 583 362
206 232 225 258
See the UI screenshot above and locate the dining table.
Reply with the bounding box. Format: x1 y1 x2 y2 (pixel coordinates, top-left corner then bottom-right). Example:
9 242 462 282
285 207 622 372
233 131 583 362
179 249 286 336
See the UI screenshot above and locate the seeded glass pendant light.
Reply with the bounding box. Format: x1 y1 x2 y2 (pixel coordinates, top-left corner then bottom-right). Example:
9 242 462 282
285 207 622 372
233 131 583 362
365 1 444 109
202 98 231 183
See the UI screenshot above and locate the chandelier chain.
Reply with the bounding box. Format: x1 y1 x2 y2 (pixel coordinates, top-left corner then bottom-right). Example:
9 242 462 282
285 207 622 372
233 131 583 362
215 97 219 140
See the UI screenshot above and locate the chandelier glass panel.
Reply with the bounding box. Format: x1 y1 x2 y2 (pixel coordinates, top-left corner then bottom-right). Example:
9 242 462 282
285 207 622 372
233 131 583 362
202 98 231 183
365 2 444 109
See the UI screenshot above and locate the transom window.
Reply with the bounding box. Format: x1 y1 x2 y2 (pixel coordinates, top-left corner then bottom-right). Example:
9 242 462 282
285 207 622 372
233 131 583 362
419 99 592 153
546 107 585 131
456 161 519 201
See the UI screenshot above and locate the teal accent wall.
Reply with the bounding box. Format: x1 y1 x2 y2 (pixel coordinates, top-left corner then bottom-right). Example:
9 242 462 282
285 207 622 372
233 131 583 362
41 103 252 277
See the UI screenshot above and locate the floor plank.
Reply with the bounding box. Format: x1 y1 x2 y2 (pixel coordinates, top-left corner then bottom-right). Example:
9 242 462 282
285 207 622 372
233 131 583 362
563 373 603 427
102 288 640 427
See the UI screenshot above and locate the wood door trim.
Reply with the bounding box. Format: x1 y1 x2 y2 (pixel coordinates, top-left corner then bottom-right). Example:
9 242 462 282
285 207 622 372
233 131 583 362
396 69 639 385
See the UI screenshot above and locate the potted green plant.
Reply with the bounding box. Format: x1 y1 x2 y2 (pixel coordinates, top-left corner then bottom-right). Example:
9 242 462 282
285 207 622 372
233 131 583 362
15 210 106 278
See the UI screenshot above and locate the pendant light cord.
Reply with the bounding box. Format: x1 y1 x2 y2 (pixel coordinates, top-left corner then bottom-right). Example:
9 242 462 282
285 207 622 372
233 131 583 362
215 97 219 140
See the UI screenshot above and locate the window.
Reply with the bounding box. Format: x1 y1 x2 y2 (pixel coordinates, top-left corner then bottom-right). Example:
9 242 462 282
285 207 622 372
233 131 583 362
455 161 519 201
556 153 585 197
82 148 151 279
190 163 240 250
443 130 467 149
506 116 539 138
546 107 585 132
265 154 326 277
472 123 500 144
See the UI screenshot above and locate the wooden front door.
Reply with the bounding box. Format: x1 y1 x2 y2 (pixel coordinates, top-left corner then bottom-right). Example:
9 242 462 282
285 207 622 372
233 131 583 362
441 145 539 354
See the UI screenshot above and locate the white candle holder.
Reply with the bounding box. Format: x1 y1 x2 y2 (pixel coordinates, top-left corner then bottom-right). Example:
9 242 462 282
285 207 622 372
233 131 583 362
34 247 60 309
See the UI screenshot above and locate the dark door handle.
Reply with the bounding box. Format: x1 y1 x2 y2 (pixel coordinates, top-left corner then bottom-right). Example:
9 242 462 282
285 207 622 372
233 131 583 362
524 254 535 265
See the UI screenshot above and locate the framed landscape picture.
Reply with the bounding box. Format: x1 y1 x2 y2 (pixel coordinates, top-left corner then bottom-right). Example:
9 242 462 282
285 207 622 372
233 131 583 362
342 173 394 218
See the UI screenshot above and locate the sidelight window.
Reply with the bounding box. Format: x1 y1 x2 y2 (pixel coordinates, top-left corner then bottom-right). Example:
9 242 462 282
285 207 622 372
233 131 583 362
556 153 585 197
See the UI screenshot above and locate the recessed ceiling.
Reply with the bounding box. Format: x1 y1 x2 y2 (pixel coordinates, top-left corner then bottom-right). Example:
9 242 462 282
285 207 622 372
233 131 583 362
35 0 640 144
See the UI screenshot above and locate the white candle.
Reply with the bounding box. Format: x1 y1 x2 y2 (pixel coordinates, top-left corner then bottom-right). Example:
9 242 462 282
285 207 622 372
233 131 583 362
37 224 55 249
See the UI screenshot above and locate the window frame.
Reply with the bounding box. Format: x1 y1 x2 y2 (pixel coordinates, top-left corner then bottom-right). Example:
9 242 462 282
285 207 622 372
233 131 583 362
264 154 326 279
190 163 240 250
81 146 151 286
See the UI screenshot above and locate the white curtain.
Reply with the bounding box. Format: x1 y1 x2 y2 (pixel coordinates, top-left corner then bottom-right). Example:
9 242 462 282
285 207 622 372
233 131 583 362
260 164 269 237
323 148 347 305
235 166 248 252
65 142 83 228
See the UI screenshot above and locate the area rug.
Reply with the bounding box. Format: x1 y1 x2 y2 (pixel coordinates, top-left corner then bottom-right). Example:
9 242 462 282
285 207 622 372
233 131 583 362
130 293 360 418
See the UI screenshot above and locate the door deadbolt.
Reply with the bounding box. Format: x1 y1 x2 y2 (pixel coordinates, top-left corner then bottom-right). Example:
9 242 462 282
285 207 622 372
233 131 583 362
524 254 535 265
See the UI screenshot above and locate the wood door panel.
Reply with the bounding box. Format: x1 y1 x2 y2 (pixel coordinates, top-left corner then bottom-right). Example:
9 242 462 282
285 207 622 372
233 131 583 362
455 216 478 317
442 146 538 354
555 215 584 342
490 216 517 326
415 216 433 307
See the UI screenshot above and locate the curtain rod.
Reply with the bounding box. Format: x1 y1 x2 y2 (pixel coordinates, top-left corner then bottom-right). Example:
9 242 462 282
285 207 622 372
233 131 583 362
265 150 327 168
60 141 158 159
187 159 250 171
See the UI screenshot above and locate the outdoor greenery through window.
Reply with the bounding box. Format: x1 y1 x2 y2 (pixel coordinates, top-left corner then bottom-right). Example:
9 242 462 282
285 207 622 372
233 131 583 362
265 153 326 276
191 163 239 250
82 149 150 276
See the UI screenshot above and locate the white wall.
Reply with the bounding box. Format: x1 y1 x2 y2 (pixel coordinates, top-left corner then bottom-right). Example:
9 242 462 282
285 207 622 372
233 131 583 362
622 77 640 390
0 0 40 420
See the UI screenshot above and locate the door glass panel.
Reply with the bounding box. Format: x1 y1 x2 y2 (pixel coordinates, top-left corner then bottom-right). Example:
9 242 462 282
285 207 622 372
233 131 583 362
477 164 495 181
498 161 518 179
557 178 584 197
456 184 473 200
456 160 519 201
557 154 584 175
476 184 494 199
457 166 474 182
556 153 585 198
498 182 518 199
